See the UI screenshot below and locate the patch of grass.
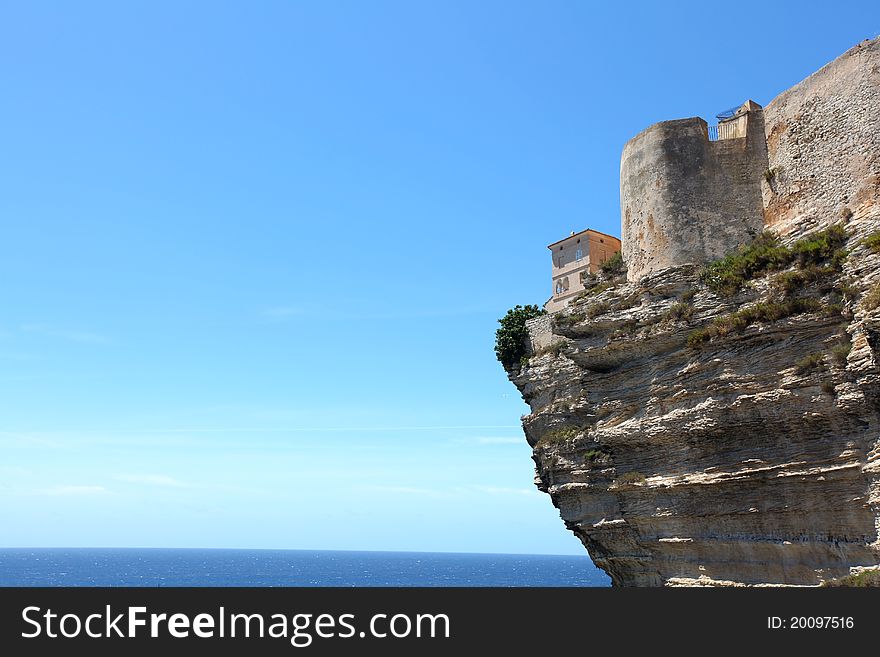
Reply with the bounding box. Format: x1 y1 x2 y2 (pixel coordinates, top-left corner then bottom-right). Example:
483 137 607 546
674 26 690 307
587 301 611 319
574 280 613 301
862 284 880 312
600 251 625 277
610 319 639 338
863 231 880 254
663 302 694 324
831 340 852 366
537 425 585 447
534 341 567 358
687 298 821 348
763 167 777 183
495 304 546 370
584 448 610 464
553 311 585 328
821 569 880 587
795 352 826 375
790 224 848 267
680 289 696 303
770 264 836 296
616 471 646 486
614 295 641 312
836 279 859 302
700 233 792 296
700 226 849 297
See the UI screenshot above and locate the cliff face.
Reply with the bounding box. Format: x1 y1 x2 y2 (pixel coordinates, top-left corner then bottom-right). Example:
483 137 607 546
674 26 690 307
510 40 880 586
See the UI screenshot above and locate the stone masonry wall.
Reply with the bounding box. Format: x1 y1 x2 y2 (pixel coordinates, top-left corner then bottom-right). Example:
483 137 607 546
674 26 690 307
620 112 768 282
762 38 880 240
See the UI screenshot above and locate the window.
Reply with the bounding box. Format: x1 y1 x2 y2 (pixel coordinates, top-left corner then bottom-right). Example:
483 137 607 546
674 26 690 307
562 277 569 291
576 248 583 261
555 280 564 295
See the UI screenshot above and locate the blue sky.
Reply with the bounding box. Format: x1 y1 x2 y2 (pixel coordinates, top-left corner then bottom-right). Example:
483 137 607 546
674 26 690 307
0 1 875 554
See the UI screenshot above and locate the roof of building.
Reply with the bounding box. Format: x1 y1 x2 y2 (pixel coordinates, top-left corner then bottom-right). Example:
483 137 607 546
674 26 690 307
546 228 622 249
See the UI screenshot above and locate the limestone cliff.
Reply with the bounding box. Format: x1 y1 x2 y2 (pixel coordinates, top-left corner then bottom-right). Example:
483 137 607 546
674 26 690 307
508 39 880 586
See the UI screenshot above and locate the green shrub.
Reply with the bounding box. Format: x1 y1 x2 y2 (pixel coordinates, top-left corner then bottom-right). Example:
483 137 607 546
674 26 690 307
864 231 880 254
700 226 848 297
836 279 859 302
610 319 639 338
821 569 880 587
574 280 614 301
537 425 584 447
700 233 792 296
495 304 545 369
789 224 848 267
600 251 625 277
862 284 880 312
584 448 610 463
687 298 821 348
831 341 852 366
553 311 585 328
795 352 826 374
616 471 646 485
663 302 694 323
771 265 836 296
587 301 611 319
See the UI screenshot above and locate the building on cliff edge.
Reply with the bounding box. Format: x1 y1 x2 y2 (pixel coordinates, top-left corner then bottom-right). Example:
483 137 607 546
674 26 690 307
544 229 621 313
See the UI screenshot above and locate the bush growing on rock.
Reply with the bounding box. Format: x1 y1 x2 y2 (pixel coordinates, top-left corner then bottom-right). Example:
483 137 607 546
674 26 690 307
495 304 545 370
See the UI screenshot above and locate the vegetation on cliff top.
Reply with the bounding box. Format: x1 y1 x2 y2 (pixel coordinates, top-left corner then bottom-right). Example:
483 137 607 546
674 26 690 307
494 304 546 370
600 251 625 277
821 569 880 587
700 225 848 297
687 298 823 348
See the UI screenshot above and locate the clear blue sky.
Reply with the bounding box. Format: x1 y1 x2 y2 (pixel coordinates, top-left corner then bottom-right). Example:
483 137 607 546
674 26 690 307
0 1 875 554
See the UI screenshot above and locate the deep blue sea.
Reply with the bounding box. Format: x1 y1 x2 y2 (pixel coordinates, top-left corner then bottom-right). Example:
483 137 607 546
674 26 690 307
0 548 611 587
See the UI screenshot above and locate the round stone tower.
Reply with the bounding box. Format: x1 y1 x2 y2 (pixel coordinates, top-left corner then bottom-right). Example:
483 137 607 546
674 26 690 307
620 102 768 281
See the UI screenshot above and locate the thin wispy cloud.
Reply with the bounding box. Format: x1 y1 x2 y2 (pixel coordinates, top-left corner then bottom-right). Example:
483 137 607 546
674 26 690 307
470 486 540 497
262 304 494 322
461 436 523 445
114 474 191 488
361 484 540 498
20 324 110 344
0 425 521 435
38 485 108 496
362 485 451 498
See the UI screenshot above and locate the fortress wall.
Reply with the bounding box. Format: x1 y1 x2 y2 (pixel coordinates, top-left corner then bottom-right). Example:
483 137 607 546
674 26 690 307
763 38 880 239
620 116 766 281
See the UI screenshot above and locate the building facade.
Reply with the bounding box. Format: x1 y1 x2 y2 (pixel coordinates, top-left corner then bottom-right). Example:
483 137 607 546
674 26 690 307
544 229 622 313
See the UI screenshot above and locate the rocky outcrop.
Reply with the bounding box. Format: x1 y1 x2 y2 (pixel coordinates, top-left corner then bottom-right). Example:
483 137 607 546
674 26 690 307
508 40 880 586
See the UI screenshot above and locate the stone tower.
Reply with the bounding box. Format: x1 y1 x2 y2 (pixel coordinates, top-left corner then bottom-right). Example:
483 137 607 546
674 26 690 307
620 101 769 281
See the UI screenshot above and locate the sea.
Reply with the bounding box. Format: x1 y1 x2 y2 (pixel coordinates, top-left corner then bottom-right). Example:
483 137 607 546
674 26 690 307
0 548 611 587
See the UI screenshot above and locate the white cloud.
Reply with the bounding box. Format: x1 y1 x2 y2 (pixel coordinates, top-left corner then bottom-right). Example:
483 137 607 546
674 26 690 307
362 485 449 497
466 436 523 445
39 485 108 496
114 474 190 488
470 486 540 497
